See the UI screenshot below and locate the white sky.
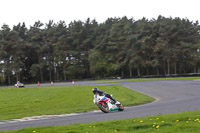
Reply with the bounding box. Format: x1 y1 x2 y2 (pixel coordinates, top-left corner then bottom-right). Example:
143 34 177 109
0 0 200 28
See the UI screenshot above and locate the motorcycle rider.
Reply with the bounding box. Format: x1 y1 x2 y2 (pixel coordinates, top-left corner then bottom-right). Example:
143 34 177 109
92 87 120 104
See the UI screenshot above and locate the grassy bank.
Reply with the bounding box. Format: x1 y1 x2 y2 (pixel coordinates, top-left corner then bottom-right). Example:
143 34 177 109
122 76 200 82
75 76 200 85
0 85 154 120
2 110 200 133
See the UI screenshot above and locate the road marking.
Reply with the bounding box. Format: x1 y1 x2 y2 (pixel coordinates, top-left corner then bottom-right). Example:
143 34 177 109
0 113 80 125
0 110 102 125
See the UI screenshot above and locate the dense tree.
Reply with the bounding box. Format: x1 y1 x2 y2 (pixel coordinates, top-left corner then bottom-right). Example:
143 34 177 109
42 20 57 81
12 23 27 82
50 21 68 81
0 25 13 84
0 16 200 85
107 17 133 77
27 21 45 82
89 49 108 78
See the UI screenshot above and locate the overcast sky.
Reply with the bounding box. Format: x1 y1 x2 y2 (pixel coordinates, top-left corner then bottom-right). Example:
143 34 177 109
0 0 200 28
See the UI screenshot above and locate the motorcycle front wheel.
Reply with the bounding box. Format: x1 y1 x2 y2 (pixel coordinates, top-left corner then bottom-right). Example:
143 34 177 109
97 102 109 113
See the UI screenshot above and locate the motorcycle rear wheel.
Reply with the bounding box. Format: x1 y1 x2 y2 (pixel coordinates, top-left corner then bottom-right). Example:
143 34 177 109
117 103 124 111
97 102 109 113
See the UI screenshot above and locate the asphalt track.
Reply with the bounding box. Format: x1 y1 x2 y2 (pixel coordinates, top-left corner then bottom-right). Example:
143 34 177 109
1 80 200 130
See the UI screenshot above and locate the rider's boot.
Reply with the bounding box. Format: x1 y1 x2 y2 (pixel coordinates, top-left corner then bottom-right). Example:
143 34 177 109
115 101 121 104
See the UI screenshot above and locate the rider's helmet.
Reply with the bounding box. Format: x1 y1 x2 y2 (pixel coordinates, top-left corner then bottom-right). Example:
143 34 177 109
92 87 98 94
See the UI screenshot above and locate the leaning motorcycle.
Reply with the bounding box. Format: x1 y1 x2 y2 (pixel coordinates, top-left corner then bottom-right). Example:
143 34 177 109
93 94 124 113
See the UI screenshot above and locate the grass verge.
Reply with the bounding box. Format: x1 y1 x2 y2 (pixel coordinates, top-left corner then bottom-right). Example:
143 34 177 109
121 76 200 82
1 110 200 133
0 85 154 120
74 77 200 85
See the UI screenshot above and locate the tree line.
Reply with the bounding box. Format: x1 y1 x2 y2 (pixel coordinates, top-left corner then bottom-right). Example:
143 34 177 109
0 15 200 85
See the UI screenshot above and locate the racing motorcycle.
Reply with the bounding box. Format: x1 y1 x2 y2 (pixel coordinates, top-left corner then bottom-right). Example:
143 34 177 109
93 94 124 113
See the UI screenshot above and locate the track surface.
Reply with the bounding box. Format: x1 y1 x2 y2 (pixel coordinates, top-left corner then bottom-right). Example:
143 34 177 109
1 80 200 130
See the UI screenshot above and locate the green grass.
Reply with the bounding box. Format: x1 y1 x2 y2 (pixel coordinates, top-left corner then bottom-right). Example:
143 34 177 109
0 85 154 120
2 110 200 133
1 77 200 132
122 76 200 82
43 76 200 85
79 76 200 85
